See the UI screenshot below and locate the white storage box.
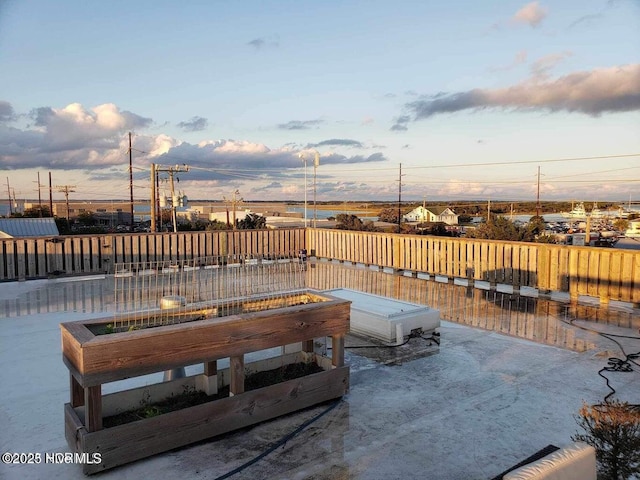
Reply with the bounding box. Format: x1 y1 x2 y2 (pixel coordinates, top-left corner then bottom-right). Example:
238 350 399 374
324 288 440 343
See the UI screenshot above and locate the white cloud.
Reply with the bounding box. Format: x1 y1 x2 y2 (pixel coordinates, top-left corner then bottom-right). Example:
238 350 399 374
512 2 548 28
399 64 640 123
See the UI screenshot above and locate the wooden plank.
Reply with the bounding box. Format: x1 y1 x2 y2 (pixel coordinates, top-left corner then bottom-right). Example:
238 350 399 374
84 385 102 432
26 239 37 278
73 237 82 273
5 241 16 280
332 334 345 367
577 249 590 295
633 253 640 305
76 365 348 474
63 298 351 386
598 250 611 303
230 355 245 395
36 238 47 277
131 234 140 264
548 246 559 291
608 251 622 300
527 245 537 288
587 250 600 298
620 252 633 303
15 240 27 280
82 237 92 272
71 373 84 407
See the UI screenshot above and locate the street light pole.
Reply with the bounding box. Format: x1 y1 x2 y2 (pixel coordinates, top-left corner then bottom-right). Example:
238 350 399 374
298 153 308 227
313 151 319 228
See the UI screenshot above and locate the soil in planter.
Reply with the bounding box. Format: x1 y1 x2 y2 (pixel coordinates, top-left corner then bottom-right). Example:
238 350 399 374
102 361 325 428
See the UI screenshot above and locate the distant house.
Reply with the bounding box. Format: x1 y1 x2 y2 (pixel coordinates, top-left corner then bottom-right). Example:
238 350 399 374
0 217 59 238
403 206 459 226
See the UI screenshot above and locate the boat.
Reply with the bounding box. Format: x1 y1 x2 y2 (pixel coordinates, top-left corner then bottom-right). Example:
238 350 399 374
589 203 606 219
561 202 588 219
624 220 640 238
561 202 611 220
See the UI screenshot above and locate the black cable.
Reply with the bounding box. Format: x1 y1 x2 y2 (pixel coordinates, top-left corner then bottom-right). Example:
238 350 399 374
212 399 341 480
328 331 439 350
557 310 640 406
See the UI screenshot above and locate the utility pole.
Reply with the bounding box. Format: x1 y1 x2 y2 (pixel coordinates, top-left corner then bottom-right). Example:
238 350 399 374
155 164 189 233
150 163 156 233
56 185 76 221
298 153 308 228
224 190 243 229
49 172 53 217
487 198 491 223
536 166 541 217
155 168 161 231
5 177 12 215
129 132 134 230
33 172 43 216
397 163 404 234
313 151 319 228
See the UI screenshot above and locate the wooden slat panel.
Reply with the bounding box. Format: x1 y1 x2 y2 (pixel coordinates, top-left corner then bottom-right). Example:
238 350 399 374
77 365 348 474
73 237 82 273
36 238 47 277
15 240 26 280
620 252 633 302
64 299 351 386
587 250 600 298
598 250 611 301
577 248 590 295
605 250 621 298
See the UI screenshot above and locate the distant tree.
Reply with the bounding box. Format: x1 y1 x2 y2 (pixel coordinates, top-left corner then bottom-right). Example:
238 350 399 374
237 214 266 230
77 211 97 226
205 220 228 231
55 218 71 235
613 219 629 232
527 215 545 234
336 214 363 231
458 214 473 224
466 216 525 241
418 222 450 236
378 208 400 224
18 206 52 218
534 234 557 244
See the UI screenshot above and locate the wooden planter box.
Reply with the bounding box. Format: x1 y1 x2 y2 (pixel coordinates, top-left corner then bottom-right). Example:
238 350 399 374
60 290 350 474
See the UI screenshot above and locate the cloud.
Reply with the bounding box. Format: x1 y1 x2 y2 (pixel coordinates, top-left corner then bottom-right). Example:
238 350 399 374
489 50 528 73
177 116 208 132
307 139 364 148
277 119 324 130
0 101 16 123
247 36 279 50
390 115 410 131
400 64 640 122
530 51 572 79
568 13 603 29
0 102 153 169
512 2 548 27
148 140 386 183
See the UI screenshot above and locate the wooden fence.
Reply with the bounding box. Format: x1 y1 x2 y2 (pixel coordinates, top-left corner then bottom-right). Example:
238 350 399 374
1 227 639 306
0 229 305 281
307 228 640 306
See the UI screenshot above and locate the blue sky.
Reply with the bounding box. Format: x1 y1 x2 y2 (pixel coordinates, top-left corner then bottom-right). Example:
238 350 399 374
1 0 639 205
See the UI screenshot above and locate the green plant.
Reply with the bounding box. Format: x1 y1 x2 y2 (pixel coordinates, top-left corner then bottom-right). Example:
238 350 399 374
572 401 640 480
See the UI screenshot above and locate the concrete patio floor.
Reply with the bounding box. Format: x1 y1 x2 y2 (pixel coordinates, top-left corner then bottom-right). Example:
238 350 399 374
0 263 638 480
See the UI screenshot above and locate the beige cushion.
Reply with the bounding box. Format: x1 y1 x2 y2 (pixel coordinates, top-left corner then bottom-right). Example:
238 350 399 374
504 442 596 480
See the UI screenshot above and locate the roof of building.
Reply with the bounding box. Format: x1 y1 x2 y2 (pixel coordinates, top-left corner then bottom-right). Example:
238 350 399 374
0 217 59 238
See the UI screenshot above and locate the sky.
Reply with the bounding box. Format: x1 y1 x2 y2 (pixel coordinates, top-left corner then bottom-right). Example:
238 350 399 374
1 0 639 206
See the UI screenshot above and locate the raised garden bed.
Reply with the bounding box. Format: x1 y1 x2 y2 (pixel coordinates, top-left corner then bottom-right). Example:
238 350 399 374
61 289 350 474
